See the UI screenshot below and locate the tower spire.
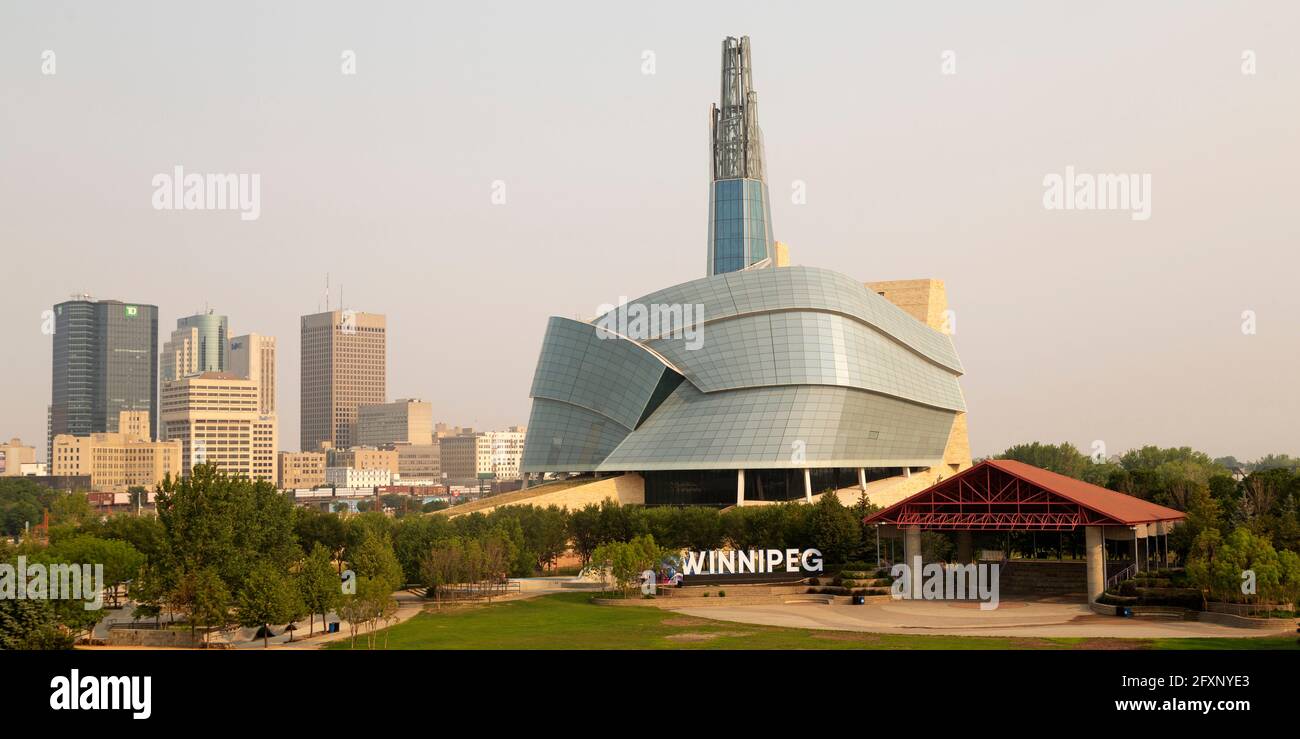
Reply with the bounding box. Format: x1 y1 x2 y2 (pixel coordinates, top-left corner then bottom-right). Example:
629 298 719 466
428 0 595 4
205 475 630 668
707 36 775 277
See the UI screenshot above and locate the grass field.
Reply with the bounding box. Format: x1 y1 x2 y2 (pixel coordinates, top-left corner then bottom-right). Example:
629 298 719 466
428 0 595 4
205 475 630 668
326 593 1300 650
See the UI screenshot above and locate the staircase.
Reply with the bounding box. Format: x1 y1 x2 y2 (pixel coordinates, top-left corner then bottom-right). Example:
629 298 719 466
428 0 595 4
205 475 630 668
995 560 1087 596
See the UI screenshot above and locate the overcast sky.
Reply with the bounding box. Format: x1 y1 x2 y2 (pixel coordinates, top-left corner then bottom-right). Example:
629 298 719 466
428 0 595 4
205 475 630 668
2 1 1297 461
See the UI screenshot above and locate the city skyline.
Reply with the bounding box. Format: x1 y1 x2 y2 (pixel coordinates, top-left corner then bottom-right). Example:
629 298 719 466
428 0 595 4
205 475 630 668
2 2 1298 460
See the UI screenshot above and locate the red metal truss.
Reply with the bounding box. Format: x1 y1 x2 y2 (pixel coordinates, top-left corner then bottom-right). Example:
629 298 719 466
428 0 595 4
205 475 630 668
866 462 1124 531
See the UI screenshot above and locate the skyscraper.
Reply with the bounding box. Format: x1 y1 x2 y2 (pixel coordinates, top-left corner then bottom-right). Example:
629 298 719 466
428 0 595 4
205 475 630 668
300 310 387 451
706 36 776 277
162 311 227 381
49 296 159 458
229 333 276 414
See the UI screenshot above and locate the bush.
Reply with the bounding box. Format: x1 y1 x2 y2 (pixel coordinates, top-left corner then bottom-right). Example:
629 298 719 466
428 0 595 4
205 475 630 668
718 590 726 597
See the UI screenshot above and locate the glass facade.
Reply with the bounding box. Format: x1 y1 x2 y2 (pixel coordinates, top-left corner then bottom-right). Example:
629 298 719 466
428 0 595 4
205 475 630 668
49 299 158 455
522 266 966 477
176 312 228 373
708 178 774 275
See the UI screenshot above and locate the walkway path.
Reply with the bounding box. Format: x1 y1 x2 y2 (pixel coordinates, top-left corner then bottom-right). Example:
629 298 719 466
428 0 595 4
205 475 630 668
673 598 1295 639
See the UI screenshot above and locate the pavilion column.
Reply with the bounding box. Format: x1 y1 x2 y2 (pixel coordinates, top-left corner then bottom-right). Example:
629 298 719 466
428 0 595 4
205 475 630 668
520 472 529 492
1132 528 1141 573
956 531 973 563
736 469 745 507
858 467 867 492
904 525 923 599
803 468 812 503
904 467 912 478
1085 526 1105 603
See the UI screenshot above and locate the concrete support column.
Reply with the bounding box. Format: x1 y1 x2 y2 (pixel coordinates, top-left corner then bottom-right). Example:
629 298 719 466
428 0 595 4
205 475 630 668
1085 525 1105 603
956 531 973 563
520 472 529 492
1133 528 1141 573
858 467 867 492
904 526 923 598
736 469 745 507
904 467 912 478
803 468 813 503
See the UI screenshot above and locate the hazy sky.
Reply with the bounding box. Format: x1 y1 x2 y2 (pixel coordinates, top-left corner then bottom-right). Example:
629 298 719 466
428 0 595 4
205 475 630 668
2 2 1297 461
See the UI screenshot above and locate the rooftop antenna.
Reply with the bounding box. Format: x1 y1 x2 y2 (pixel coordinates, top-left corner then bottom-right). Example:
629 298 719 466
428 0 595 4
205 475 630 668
325 273 331 312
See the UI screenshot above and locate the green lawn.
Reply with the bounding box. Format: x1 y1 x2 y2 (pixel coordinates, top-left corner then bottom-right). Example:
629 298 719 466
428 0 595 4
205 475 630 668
326 593 1300 650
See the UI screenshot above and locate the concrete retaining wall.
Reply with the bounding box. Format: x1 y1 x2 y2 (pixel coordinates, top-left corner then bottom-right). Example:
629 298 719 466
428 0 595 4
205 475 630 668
103 628 205 648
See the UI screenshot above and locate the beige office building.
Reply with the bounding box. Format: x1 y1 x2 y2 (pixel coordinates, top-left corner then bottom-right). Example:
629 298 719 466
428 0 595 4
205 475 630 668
159 372 278 483
0 438 38 476
327 446 398 474
357 398 432 447
439 427 526 482
278 450 326 489
396 442 441 480
230 333 276 415
300 310 386 451
50 412 182 492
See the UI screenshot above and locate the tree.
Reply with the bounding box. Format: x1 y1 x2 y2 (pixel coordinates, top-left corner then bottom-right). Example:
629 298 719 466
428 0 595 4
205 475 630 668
808 494 859 564
299 543 342 637
294 508 347 573
998 442 1092 479
236 563 301 648
172 567 230 644
49 492 92 528
0 598 74 650
155 464 297 598
419 538 465 606
42 534 145 608
348 529 403 593
568 504 601 566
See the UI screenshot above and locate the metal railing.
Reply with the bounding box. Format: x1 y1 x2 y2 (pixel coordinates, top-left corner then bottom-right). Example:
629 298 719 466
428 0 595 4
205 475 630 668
1106 563 1136 590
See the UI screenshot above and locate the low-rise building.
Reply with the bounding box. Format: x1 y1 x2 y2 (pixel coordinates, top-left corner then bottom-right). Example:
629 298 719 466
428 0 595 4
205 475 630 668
395 442 440 480
49 412 182 493
327 446 399 474
0 438 37 476
439 427 526 483
278 451 326 489
325 466 391 489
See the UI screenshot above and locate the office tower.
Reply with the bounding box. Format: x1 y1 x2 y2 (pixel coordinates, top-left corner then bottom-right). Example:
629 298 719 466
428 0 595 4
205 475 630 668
706 36 776 277
50 411 182 493
356 398 432 447
229 333 276 414
49 296 159 458
179 311 227 372
159 372 277 483
300 310 387 451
